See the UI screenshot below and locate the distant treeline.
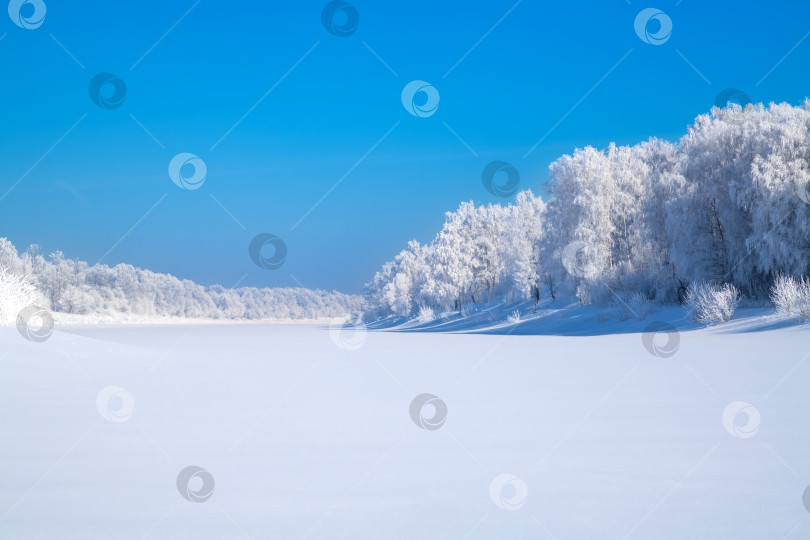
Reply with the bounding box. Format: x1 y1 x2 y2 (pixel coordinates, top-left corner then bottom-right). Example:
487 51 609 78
0 238 363 320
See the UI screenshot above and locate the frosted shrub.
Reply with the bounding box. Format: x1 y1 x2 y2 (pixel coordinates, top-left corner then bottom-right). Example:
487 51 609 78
770 275 810 320
613 291 656 321
417 305 435 323
0 267 36 326
685 282 740 325
507 309 521 324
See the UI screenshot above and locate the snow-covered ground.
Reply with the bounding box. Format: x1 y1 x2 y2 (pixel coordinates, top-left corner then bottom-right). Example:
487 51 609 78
1 314 809 539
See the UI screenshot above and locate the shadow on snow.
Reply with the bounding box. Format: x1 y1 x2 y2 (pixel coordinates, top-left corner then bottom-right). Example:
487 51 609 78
366 298 808 337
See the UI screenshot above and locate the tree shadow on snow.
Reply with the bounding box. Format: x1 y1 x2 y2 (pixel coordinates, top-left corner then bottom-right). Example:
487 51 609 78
367 302 807 337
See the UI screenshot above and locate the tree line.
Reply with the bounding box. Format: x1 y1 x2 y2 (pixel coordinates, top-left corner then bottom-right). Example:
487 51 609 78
365 102 810 320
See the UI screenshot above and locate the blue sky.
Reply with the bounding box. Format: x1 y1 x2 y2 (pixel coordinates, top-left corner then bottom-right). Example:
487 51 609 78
1 0 809 293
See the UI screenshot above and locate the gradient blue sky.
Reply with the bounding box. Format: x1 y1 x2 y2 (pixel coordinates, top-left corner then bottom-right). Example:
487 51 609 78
1 0 809 293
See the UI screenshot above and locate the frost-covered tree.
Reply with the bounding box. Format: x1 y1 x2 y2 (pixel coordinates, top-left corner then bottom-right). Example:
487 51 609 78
365 240 428 317
667 103 810 297
499 191 545 299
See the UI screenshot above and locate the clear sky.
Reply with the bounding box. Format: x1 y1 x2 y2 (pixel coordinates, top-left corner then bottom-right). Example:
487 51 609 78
1 0 809 293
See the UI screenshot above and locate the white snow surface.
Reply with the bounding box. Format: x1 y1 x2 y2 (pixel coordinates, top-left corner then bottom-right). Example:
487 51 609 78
1 310 809 539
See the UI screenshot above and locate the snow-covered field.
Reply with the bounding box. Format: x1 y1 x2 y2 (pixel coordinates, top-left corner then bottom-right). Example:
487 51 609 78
1 316 809 539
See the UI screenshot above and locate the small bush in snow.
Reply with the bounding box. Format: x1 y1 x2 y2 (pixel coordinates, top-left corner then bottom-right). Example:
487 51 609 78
685 282 740 325
507 309 521 324
613 291 656 321
770 275 810 320
0 267 36 326
417 305 435 323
